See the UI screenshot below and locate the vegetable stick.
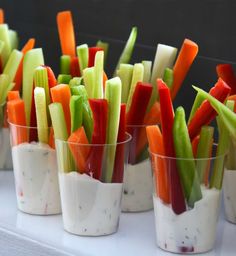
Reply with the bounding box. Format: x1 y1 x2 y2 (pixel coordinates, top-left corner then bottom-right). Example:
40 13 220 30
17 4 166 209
48 127 55 149
0 41 4 73
88 47 103 67
68 126 90 173
227 94 236 101
142 60 152 83
0 74 10 104
70 95 83 133
0 24 11 66
60 55 71 74
9 30 18 50
0 9 4 24
83 67 94 98
70 56 81 77
96 41 109 65
57 74 72 84
191 135 200 158
50 84 71 134
158 79 186 214
7 90 20 101
29 88 38 142
93 51 104 98
69 77 83 88
114 26 137 75
163 68 174 90
57 11 76 57
171 39 198 100
22 48 44 126
103 71 108 91
104 77 122 182
34 87 48 144
77 44 88 74
188 92 205 124
45 66 57 89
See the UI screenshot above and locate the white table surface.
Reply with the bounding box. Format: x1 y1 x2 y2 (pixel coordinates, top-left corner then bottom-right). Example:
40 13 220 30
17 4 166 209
0 171 235 256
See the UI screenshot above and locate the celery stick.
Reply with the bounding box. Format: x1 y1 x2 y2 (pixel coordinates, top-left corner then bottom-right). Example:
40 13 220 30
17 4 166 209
126 63 144 112
57 74 72 84
93 51 104 98
9 30 18 50
226 140 236 170
196 126 214 182
0 24 11 66
104 77 122 182
83 67 94 98
22 48 44 126
148 44 177 110
96 40 109 65
0 40 5 55
34 87 48 144
188 92 205 124
77 44 88 74
163 68 174 90
210 100 234 189
117 64 133 103
70 95 83 133
60 55 71 74
0 74 10 104
114 27 137 75
142 60 152 83
69 77 83 87
3 49 22 82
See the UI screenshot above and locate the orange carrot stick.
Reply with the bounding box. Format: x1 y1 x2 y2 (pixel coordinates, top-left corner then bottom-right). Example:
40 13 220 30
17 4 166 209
0 9 4 24
7 91 20 101
48 127 55 149
191 135 200 158
7 99 28 145
50 84 71 134
171 39 198 100
146 125 170 204
57 11 76 57
68 126 90 173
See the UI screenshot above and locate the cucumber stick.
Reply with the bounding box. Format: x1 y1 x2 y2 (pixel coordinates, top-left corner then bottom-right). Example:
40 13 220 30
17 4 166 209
34 87 49 144
57 74 72 84
70 95 83 133
104 77 122 182
22 48 44 126
0 24 11 66
83 67 94 98
142 60 152 83
60 55 71 74
77 44 88 74
96 40 109 65
93 51 104 98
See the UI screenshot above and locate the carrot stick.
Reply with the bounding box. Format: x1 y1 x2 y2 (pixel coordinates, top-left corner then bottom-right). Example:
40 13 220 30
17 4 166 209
171 39 198 100
57 11 76 57
13 38 35 91
191 135 200 158
51 84 71 134
146 125 170 204
0 9 4 24
7 99 28 145
68 126 90 173
48 127 55 149
7 91 20 101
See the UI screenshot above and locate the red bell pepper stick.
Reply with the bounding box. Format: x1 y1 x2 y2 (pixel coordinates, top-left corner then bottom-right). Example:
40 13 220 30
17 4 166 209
86 99 108 180
70 57 81 77
112 104 126 183
126 82 152 164
188 78 231 140
158 79 186 214
44 66 57 88
88 47 103 67
216 64 236 95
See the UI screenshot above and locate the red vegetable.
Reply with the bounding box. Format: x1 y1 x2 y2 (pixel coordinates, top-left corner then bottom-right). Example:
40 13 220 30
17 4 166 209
70 57 81 77
44 66 57 89
88 47 103 67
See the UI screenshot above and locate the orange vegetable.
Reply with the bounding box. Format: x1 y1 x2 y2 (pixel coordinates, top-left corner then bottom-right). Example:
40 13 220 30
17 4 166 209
146 125 170 204
171 39 198 100
103 71 108 91
7 91 20 101
68 126 90 173
51 84 71 134
191 135 200 158
0 9 4 24
48 127 55 149
57 11 76 57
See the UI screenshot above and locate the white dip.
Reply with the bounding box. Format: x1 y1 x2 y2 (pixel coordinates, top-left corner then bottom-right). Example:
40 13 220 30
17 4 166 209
59 172 123 236
12 142 61 215
223 170 236 223
0 128 13 169
122 159 153 212
153 187 220 253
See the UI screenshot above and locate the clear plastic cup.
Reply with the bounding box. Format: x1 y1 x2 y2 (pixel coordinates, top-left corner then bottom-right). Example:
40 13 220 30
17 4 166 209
0 103 13 170
9 122 61 215
55 133 131 236
149 144 224 254
122 124 153 212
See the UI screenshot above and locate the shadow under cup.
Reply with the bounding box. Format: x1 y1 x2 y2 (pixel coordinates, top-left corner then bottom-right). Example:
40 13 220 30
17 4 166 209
55 133 131 236
149 144 225 254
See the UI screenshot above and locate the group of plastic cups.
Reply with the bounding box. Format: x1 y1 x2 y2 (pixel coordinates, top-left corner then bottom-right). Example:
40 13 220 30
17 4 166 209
0 110 236 254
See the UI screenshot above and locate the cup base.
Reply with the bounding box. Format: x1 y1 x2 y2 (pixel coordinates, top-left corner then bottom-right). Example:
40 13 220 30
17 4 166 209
18 206 61 216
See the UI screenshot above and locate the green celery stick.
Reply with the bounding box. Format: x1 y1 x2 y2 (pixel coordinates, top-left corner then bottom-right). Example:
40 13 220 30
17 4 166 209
114 27 137 75
69 77 83 87
77 44 88 74
60 55 71 74
196 126 214 182
210 100 234 189
0 81 15 105
163 68 174 90
9 30 18 50
226 140 236 170
173 106 202 208
104 77 122 182
93 51 104 98
126 63 144 112
0 74 10 104
57 74 72 84
34 87 49 144
3 49 22 82
0 24 11 66
0 40 5 55
188 92 205 124
96 40 109 65
70 95 83 133
83 67 94 98
22 48 44 126
117 64 133 103
142 60 152 83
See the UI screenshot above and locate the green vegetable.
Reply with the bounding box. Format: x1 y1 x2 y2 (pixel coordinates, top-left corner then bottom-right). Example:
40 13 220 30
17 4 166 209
57 74 72 84
114 26 137 75
104 77 122 182
117 63 133 103
0 24 11 66
77 44 88 74
188 92 205 124
142 60 152 83
70 95 83 133
22 48 45 126
163 68 174 90
60 55 71 75
0 74 10 104
96 40 109 65
9 30 18 50
69 77 83 87
173 106 202 208
196 126 214 182
83 67 94 98
0 40 5 56
34 87 49 144
93 51 104 98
